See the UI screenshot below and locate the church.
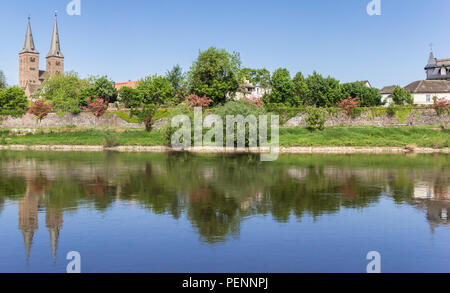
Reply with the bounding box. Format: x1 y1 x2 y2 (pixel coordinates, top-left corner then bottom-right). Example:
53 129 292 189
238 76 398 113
19 14 64 98
425 51 450 81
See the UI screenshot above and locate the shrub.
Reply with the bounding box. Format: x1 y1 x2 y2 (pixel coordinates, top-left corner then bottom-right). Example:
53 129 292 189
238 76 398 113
431 97 450 116
386 104 396 116
186 94 213 108
242 96 263 107
214 99 266 119
305 107 326 131
337 97 360 116
130 104 157 132
0 86 28 115
83 97 108 117
103 133 119 148
28 98 52 121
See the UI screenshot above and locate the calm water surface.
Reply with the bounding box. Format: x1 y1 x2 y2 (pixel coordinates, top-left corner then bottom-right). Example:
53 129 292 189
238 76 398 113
0 151 449 273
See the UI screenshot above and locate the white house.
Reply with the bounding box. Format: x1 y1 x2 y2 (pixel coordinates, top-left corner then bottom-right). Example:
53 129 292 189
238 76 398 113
233 79 271 101
404 80 450 105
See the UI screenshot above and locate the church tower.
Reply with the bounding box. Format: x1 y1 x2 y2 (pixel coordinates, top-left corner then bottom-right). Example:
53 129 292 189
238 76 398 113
19 17 40 89
46 13 64 75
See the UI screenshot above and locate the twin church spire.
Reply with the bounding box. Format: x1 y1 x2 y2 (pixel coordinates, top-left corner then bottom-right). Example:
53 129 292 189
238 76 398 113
47 13 63 58
19 13 65 97
21 13 63 57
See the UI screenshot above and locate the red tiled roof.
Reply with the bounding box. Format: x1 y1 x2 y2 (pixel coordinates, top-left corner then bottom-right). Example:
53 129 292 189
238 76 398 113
115 81 138 90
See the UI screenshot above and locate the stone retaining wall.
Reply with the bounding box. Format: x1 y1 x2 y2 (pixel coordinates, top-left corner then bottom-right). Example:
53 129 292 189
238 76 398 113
284 109 448 127
0 108 447 128
0 112 143 128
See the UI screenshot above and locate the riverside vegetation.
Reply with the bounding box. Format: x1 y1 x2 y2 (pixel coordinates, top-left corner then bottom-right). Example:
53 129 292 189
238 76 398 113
0 47 449 150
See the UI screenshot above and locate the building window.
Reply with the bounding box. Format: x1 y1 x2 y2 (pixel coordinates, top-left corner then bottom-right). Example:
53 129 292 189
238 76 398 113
30 57 36 62
426 95 431 102
56 61 61 66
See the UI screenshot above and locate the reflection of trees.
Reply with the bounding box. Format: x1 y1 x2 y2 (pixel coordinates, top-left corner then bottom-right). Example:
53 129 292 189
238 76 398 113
0 152 449 249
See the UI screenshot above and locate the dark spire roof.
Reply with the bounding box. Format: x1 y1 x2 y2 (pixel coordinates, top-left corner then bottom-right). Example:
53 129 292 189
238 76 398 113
20 17 39 54
47 13 63 58
426 50 437 68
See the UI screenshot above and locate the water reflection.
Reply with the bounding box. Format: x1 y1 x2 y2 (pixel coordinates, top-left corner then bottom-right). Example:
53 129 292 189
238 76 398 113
0 152 449 261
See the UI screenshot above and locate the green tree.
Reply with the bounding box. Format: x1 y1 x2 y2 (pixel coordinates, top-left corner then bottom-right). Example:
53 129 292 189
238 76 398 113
392 87 414 105
137 75 175 105
240 68 271 88
0 71 7 89
0 86 28 115
340 82 382 107
166 65 186 91
268 68 296 105
293 72 311 106
118 86 141 108
305 72 341 107
34 72 90 114
77 86 97 107
94 76 117 103
166 65 188 104
130 104 157 132
188 47 241 105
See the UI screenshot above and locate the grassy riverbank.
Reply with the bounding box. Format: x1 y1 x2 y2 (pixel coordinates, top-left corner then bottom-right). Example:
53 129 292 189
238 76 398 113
1 126 448 148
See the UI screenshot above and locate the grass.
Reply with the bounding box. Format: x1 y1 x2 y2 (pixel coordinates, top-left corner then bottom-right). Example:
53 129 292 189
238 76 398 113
1 126 448 149
279 126 449 148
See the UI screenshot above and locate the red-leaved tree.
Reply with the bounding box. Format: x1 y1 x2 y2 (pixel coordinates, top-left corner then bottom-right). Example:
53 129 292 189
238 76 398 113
186 94 213 108
83 97 108 117
28 98 52 121
243 96 263 108
337 97 360 116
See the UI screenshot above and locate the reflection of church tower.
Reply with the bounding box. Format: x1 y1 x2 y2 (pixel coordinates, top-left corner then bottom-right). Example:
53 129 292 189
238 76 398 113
46 207 63 262
18 185 39 260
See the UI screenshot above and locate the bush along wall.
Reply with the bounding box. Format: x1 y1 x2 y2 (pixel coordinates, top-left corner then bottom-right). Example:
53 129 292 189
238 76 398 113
280 106 448 127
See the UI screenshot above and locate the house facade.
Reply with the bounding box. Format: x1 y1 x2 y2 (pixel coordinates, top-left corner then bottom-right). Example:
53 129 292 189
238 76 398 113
404 80 450 105
234 79 271 100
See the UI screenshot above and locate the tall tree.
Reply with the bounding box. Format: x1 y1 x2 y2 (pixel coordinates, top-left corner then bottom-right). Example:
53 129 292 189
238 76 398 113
293 72 311 106
35 71 90 114
240 68 271 88
305 72 341 107
267 68 296 105
340 82 382 107
166 65 186 91
188 47 241 105
0 71 6 89
94 76 118 103
392 87 414 105
136 75 175 105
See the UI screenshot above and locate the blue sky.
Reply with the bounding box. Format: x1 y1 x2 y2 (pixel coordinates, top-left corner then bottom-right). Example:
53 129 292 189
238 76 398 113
1 0 450 89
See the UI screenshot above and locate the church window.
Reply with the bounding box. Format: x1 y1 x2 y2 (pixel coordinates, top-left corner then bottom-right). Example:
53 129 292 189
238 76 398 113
426 95 431 102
